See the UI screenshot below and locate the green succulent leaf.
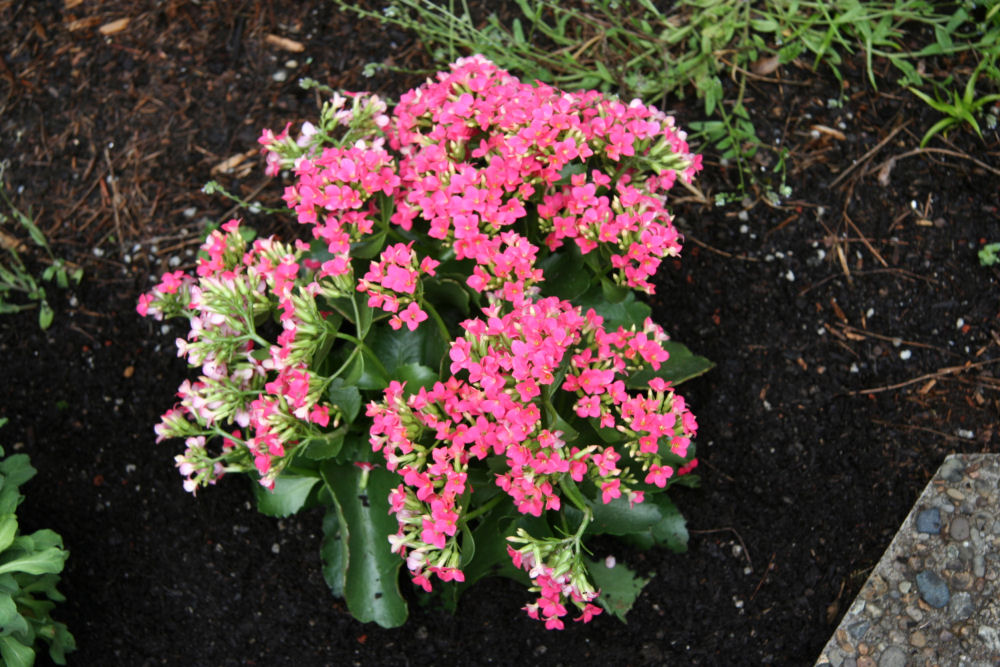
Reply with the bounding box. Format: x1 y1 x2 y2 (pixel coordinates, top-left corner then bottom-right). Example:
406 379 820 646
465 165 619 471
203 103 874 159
320 463 408 628
575 287 651 331
618 494 691 553
538 246 591 301
392 363 438 393
628 340 715 387
253 475 320 518
585 556 651 623
320 503 348 599
326 379 363 424
300 428 347 461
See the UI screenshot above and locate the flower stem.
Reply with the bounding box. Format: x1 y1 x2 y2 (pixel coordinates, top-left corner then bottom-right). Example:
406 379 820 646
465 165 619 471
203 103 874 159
458 492 504 526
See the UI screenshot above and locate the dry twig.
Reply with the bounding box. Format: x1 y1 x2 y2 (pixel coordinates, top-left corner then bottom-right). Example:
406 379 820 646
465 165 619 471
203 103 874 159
853 359 1000 395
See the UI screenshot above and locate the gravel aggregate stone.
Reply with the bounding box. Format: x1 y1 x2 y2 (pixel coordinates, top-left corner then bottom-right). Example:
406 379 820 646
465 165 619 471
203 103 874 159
817 454 1000 666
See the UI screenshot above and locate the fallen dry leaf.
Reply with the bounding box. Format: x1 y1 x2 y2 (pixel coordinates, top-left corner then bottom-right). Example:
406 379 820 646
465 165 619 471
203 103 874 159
750 55 780 76
810 124 846 141
99 17 130 35
265 34 305 53
877 157 896 186
65 15 101 31
0 229 27 253
210 149 258 176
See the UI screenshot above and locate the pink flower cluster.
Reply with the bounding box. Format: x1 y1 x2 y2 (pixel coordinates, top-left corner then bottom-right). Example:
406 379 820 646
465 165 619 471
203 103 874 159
507 539 602 630
384 55 700 293
367 295 698 620
141 221 339 489
357 242 438 330
259 54 700 301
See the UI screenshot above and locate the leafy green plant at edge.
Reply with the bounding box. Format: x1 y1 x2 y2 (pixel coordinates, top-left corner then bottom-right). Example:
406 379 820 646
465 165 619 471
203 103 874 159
0 173 83 330
340 0 1000 201
979 242 1000 266
0 420 76 666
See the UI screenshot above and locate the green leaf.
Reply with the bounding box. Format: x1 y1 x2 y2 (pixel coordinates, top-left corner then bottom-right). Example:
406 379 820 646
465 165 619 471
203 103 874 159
0 545 66 576
38 302 54 330
22 218 47 249
349 229 388 260
538 246 591 301
422 277 470 315
369 323 429 375
512 17 525 43
979 243 1000 266
321 463 408 628
575 287 650 331
392 363 438 394
253 475 319 518
0 636 34 667
0 592 29 637
585 556 650 623
620 494 690 553
320 504 348 598
23 529 63 553
0 454 36 498
585 495 667 536
0 515 17 552
353 294 374 339
327 379 362 424
627 340 715 388
599 278 630 304
300 428 346 461
18 572 65 602
46 622 75 665
338 351 366 387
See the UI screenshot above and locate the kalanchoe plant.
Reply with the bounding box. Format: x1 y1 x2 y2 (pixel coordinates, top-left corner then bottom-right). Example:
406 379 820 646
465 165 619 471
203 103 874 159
140 56 711 629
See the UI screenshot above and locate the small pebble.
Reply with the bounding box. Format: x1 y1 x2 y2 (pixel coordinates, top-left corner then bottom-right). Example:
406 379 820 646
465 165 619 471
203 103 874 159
952 571 973 590
939 457 965 482
949 516 970 541
915 508 941 534
978 626 1000 653
878 645 907 667
974 554 986 578
848 620 870 641
909 630 927 648
916 570 950 608
948 591 975 621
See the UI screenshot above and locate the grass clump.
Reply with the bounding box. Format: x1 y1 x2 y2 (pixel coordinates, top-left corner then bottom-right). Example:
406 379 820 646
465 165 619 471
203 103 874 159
340 0 1000 200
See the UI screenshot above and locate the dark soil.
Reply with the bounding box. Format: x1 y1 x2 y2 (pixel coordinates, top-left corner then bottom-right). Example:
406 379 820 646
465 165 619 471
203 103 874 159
2 2 998 665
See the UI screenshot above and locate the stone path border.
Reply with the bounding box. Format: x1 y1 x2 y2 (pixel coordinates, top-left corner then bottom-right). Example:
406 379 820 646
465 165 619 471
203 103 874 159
816 453 1000 667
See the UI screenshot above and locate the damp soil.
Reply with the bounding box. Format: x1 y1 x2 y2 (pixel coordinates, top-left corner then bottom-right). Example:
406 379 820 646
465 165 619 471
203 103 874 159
1 2 998 665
